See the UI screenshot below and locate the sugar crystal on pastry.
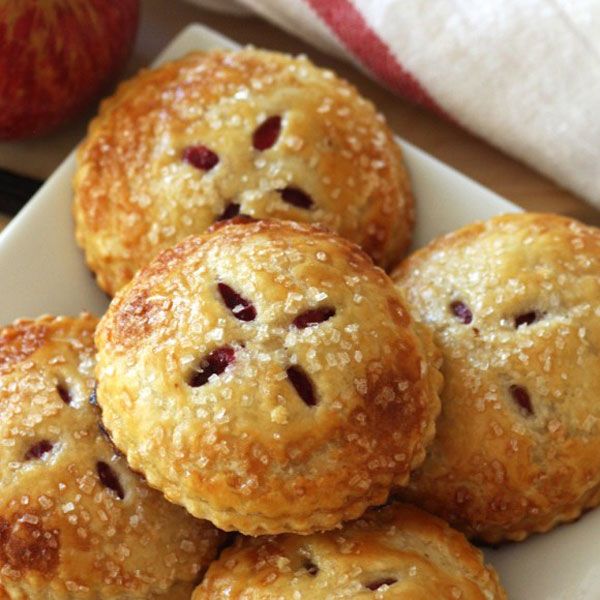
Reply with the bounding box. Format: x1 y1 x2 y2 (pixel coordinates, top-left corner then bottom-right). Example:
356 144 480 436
95 219 442 535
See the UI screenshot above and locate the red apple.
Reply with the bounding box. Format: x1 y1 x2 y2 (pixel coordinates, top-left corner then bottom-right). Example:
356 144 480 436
0 0 139 139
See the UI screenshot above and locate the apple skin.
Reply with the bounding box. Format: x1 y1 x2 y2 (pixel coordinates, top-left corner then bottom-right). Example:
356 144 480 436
0 0 139 139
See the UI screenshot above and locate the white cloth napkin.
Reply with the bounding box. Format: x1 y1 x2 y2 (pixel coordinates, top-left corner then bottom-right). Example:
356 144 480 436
188 0 600 208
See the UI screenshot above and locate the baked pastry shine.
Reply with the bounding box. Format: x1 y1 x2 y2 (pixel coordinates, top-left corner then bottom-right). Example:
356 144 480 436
193 502 506 599
73 47 414 296
393 213 600 542
0 314 223 600
95 219 442 535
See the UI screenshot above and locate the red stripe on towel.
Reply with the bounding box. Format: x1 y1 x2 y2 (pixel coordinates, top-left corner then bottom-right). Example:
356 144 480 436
305 0 444 115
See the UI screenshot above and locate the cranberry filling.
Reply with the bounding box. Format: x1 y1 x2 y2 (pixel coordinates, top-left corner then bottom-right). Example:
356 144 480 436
303 560 319 576
25 440 53 461
96 461 125 499
189 346 236 388
56 383 72 405
450 300 473 324
278 187 314 209
182 145 219 171
510 384 533 415
365 578 398 591
293 307 335 329
217 202 241 221
218 283 257 322
287 366 316 406
515 311 539 328
252 115 282 150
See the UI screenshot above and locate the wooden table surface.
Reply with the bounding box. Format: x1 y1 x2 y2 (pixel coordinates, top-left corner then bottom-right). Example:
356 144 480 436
1 5 597 232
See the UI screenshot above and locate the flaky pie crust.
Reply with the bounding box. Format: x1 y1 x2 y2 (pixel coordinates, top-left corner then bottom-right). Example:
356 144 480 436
95 219 442 535
74 48 414 296
393 213 600 542
0 314 223 600
193 502 506 599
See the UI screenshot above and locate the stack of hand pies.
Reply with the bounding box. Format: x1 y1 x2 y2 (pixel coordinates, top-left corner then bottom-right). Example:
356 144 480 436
2 47 599 599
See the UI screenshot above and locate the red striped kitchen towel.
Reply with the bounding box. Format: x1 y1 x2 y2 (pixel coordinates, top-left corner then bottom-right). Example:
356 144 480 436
188 0 600 207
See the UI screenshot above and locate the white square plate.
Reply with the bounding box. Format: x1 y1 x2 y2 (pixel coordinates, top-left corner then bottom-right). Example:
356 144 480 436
0 24 596 599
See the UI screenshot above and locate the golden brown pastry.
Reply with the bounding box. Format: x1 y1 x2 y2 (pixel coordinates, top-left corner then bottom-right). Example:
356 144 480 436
95 219 442 535
0 314 224 599
193 502 506 599
73 47 414 296
393 212 600 542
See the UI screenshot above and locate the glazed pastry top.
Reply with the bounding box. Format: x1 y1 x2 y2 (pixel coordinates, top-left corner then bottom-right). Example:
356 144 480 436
393 213 600 542
95 219 442 535
193 502 506 599
74 48 413 295
0 314 222 600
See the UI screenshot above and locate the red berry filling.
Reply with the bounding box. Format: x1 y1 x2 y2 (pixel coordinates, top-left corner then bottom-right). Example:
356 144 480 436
303 560 319 576
25 440 53 461
189 346 236 388
96 461 125 499
365 578 398 591
515 311 539 328
293 307 335 329
450 300 473 324
287 366 316 406
56 383 71 405
182 145 219 171
510 384 533 415
252 115 282 150
278 187 314 209
218 283 257 322
217 202 241 221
